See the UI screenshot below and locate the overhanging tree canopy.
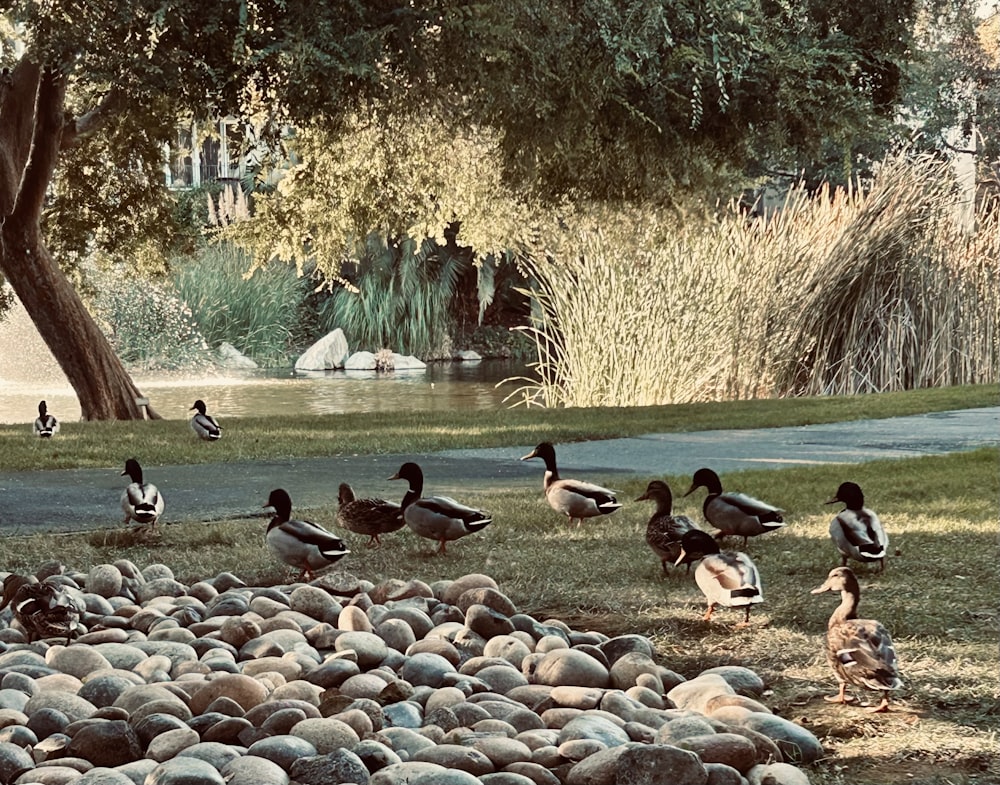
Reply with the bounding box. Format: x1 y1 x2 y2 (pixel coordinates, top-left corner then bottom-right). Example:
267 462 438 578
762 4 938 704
1 0 930 418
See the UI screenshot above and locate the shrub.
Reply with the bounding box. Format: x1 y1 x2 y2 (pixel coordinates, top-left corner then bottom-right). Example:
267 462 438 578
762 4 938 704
89 267 212 371
172 242 310 367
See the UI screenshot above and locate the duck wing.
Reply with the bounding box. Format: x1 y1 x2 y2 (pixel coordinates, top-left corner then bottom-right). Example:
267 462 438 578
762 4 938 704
707 492 784 536
831 509 887 560
697 552 763 605
829 619 902 691
646 514 698 549
338 498 404 534
548 479 621 518
192 413 222 439
276 518 348 554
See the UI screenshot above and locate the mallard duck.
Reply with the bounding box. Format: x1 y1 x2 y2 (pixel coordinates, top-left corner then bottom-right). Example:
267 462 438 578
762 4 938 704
388 462 492 554
826 482 888 572
336 482 405 548
810 566 902 712
190 399 222 441
520 442 621 526
684 467 784 547
0 574 80 644
263 488 350 581
33 400 59 438
120 458 165 530
675 529 764 626
635 480 700 574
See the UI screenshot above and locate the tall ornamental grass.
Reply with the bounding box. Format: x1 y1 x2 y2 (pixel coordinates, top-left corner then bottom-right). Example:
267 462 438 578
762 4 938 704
172 242 310 367
512 154 999 407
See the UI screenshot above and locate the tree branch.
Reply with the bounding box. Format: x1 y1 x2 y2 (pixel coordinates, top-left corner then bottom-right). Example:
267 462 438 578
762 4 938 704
61 87 123 149
10 67 66 227
0 59 43 217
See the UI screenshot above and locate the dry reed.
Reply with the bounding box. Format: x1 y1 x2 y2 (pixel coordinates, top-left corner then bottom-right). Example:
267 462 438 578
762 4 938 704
512 154 999 407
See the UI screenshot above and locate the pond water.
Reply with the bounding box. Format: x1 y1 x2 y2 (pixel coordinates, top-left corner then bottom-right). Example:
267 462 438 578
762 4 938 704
0 362 538 425
0 297 538 424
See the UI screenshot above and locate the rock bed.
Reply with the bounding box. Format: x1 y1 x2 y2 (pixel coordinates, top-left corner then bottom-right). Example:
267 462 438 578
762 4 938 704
0 561 822 785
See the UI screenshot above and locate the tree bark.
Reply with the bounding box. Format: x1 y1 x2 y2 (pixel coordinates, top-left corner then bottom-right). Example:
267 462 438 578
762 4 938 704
0 60 157 420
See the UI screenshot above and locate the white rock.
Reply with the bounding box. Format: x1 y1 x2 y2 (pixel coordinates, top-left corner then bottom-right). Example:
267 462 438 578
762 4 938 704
344 351 377 370
217 342 258 369
295 329 349 371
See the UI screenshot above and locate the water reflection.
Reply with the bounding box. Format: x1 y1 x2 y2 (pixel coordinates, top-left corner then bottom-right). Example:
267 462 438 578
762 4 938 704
0 361 535 424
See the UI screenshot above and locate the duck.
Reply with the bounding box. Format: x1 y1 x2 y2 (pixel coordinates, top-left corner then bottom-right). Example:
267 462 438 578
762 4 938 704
190 399 222 441
263 488 350 581
0 574 80 644
826 482 888 572
520 442 621 526
810 566 902 712
388 462 492 554
336 482 405 548
684 467 784 547
635 480 700 574
674 529 764 626
120 458 165 530
33 400 59 438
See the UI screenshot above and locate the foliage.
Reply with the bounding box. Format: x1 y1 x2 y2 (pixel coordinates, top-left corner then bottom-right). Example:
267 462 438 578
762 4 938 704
514 154 1000 407
224 112 532 283
902 1 999 175
88 265 212 371
314 234 467 358
171 242 310 367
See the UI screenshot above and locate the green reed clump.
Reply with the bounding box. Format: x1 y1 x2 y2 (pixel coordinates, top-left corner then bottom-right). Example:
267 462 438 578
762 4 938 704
317 233 465 358
513 154 999 407
172 242 310 367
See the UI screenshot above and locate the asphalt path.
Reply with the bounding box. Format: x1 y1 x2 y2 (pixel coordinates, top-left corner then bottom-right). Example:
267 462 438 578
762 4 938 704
0 406 996 535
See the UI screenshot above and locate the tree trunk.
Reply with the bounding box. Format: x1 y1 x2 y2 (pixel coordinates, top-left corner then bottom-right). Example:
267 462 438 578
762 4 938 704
0 59 157 420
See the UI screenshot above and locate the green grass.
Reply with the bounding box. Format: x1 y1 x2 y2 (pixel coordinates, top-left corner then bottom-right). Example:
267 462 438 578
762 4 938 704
0 390 996 785
0 383 994 472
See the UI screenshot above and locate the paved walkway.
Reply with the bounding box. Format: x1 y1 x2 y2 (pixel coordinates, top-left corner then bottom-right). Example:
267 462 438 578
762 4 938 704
0 407 996 535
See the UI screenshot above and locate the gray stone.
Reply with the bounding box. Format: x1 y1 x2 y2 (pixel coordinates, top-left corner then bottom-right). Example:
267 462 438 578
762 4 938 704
369 761 481 785
24 690 98 723
76 768 137 785
739 713 823 764
290 749 369 785
615 744 709 785
144 756 227 785
290 717 360 754
67 719 143 767
247 734 318 771
176 741 243 770
86 565 124 598
700 667 766 698
0 741 33 783
399 652 458 688
558 715 629 748
746 762 811 785
564 742 643 785
532 649 611 689
221 755 290 785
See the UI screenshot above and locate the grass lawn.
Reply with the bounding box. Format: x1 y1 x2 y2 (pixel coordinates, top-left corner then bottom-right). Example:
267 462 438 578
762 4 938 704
0 384 997 785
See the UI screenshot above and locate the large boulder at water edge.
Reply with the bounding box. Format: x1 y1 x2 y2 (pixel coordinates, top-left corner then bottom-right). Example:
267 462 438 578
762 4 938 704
217 342 258 369
295 329 350 371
